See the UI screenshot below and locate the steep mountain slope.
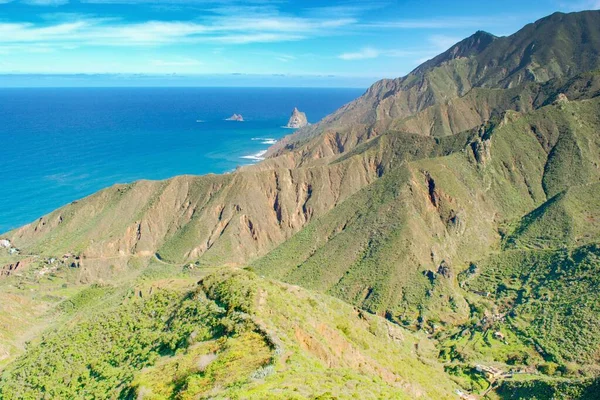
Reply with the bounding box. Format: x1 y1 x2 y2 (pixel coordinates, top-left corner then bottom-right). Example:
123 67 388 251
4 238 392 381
8 158 381 270
265 11 600 168
505 183 600 249
8 71 600 277
253 97 600 321
7 11 600 274
387 70 600 138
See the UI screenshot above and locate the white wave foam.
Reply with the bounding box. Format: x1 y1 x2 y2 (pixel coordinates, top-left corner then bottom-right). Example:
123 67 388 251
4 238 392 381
251 137 277 145
240 150 267 161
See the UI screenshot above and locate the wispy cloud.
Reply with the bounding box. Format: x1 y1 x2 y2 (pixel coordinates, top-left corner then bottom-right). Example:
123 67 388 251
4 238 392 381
0 13 355 47
338 47 429 61
338 47 380 60
409 35 464 65
301 2 388 18
275 54 296 62
338 33 466 66
0 0 548 77
363 16 508 30
428 34 463 51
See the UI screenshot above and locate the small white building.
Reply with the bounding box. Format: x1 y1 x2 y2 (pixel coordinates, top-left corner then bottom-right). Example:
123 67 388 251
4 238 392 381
0 239 11 248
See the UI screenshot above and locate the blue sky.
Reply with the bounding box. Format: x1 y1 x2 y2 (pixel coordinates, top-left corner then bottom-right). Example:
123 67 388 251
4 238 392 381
0 0 599 86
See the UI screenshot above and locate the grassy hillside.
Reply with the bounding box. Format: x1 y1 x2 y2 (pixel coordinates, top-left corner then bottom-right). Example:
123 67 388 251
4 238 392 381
505 183 600 249
461 245 600 366
6 156 382 268
0 264 460 399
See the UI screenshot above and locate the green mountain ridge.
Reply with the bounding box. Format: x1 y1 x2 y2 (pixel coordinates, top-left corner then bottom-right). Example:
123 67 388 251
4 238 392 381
264 10 600 168
253 96 600 321
2 9 600 399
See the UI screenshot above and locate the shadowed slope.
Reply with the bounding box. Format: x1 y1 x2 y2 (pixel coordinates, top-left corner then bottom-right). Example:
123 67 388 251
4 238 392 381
253 97 600 324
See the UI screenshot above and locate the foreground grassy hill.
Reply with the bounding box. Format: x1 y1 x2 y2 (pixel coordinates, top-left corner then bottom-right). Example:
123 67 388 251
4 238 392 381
0 263 459 399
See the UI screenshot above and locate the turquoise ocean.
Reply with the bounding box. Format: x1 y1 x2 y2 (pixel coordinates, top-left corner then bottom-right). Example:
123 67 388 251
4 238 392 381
0 87 363 233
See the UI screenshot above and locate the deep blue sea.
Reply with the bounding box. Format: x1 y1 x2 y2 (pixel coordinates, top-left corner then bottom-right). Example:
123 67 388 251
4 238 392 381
0 87 363 233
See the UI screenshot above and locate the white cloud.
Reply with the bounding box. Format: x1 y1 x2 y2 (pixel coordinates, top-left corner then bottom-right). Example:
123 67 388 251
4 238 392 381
276 54 295 62
210 32 305 44
337 34 466 65
338 47 426 61
363 16 506 30
0 13 355 47
338 47 380 60
0 21 91 42
405 35 463 66
301 3 387 18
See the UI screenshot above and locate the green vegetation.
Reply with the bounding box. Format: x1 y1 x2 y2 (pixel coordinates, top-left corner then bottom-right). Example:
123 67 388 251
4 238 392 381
506 183 600 249
463 245 600 366
492 377 600 400
0 267 460 399
2 9 600 399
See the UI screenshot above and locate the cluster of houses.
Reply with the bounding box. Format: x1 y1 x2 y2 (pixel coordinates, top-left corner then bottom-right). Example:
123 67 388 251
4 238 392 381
47 253 81 269
475 364 511 380
1 239 82 279
0 239 19 255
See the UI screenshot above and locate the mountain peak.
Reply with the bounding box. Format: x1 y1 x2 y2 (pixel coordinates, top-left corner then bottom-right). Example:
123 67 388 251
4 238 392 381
472 30 495 38
414 30 497 74
446 30 497 58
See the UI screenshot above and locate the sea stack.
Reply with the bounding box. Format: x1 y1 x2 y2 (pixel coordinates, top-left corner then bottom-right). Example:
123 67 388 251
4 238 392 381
225 114 244 121
286 107 308 128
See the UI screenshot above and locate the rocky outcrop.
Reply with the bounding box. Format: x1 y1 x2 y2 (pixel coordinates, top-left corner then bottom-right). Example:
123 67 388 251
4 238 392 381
0 259 29 278
225 114 244 121
285 107 308 128
437 261 452 278
553 93 569 104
